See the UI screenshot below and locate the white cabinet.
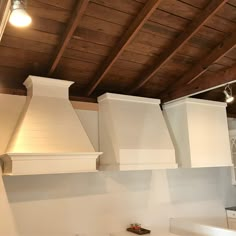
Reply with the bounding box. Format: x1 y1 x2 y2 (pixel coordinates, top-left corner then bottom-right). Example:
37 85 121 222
226 209 236 230
163 98 232 168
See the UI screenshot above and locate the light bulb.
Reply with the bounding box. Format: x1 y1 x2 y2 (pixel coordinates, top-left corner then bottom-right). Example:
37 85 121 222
226 96 234 103
224 90 234 103
9 7 31 27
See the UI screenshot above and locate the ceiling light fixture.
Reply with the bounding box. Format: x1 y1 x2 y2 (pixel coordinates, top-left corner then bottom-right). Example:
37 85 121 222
223 84 234 103
9 0 32 27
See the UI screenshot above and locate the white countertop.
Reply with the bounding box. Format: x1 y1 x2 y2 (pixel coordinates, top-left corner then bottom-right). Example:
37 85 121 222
110 231 179 236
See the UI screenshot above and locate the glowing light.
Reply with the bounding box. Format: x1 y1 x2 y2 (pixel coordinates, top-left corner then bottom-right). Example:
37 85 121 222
223 85 234 103
9 1 32 27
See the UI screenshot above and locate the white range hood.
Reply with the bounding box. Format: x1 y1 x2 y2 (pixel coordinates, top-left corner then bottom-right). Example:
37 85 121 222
98 93 177 170
1 76 102 175
163 98 232 168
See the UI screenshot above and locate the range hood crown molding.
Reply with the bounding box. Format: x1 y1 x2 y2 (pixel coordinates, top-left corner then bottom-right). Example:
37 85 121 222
24 76 75 89
98 93 161 105
164 97 227 108
1 75 102 175
24 76 74 99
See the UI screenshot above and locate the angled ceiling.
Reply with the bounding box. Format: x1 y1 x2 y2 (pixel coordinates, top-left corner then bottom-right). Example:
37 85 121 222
0 0 236 112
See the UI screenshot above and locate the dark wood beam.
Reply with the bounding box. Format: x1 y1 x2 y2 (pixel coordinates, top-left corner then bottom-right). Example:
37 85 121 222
0 87 26 96
195 90 221 101
0 87 97 103
161 63 236 102
167 31 236 90
47 0 89 76
69 96 97 103
128 0 227 94
86 0 162 96
228 113 236 118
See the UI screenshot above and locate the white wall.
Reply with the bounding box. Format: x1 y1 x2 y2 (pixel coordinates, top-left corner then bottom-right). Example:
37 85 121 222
0 94 236 236
2 167 236 236
228 118 236 130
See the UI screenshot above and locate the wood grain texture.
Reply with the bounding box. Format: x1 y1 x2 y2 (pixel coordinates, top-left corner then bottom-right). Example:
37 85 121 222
0 0 235 105
171 31 236 88
161 32 236 99
47 0 89 75
162 63 236 102
128 0 228 94
86 0 162 96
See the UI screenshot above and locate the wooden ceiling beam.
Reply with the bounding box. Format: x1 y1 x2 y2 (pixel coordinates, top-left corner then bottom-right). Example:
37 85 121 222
0 87 97 103
128 0 227 94
85 0 162 96
47 0 89 76
161 63 236 102
228 113 236 118
166 31 236 91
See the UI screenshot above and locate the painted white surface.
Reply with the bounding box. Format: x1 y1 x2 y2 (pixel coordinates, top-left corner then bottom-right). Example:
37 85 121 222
226 210 236 230
8 76 96 153
170 218 236 236
0 165 18 236
228 118 236 130
76 110 99 151
111 231 179 236
2 76 101 174
1 167 236 236
0 94 26 155
227 210 236 218
0 0 11 41
2 153 99 175
163 98 232 168
0 94 236 235
227 119 236 185
98 93 177 170
228 218 236 230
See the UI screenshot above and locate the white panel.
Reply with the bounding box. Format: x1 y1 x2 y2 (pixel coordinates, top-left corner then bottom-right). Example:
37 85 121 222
228 218 236 230
0 94 25 154
163 104 191 167
0 166 18 236
7 97 95 153
76 110 99 151
227 211 236 219
163 98 232 168
2 153 99 175
187 102 232 167
170 218 236 236
98 93 176 170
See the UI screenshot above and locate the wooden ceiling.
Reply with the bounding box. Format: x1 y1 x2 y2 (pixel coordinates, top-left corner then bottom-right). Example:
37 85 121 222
0 0 236 112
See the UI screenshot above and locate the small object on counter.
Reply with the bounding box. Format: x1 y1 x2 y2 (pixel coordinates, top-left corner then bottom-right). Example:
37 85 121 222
127 224 151 235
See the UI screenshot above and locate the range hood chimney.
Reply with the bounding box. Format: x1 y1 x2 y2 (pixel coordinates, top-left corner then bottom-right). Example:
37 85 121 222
98 93 177 170
1 76 101 175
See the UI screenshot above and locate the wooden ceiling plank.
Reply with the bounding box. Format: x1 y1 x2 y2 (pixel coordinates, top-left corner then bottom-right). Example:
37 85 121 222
4 26 60 45
162 63 236 102
128 0 228 94
85 0 162 96
47 0 89 76
163 31 236 93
